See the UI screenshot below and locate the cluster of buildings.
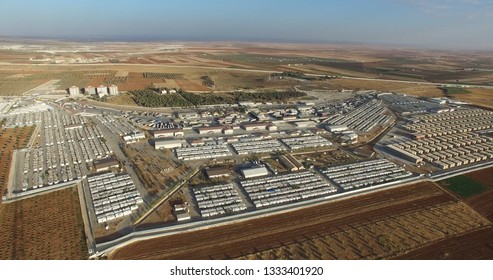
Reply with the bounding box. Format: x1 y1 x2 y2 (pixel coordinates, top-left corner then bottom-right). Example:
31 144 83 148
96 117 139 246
239 171 338 208
321 159 413 191
68 85 119 98
88 172 144 224
232 139 286 155
280 135 332 150
175 143 232 161
192 183 247 218
324 99 392 133
379 93 448 114
95 115 145 144
279 154 304 172
19 109 112 192
387 108 493 170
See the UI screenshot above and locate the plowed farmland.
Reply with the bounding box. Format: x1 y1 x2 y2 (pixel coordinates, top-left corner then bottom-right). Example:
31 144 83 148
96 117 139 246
396 227 493 259
0 188 87 259
465 167 493 221
109 181 488 260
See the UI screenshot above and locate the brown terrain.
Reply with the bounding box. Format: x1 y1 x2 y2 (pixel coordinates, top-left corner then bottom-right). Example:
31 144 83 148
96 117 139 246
2 41 493 260
0 188 88 259
109 181 492 260
0 126 87 259
465 168 493 222
1 41 492 107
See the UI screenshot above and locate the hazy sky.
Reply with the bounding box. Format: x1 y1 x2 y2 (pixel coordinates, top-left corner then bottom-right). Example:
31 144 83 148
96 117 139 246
0 0 492 49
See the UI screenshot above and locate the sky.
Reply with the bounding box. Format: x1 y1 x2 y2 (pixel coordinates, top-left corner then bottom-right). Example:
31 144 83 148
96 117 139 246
0 0 492 49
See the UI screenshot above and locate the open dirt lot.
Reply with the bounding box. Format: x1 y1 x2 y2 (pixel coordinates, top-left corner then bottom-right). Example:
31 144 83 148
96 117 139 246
123 142 188 196
109 181 489 260
0 187 88 259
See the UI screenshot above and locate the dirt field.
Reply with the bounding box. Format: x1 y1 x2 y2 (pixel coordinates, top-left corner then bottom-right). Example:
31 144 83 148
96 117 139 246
327 79 445 97
0 126 35 195
109 181 483 260
464 167 493 221
175 79 211 92
396 227 493 259
453 88 493 109
123 142 188 196
106 92 138 106
139 192 187 226
239 201 488 260
0 188 88 259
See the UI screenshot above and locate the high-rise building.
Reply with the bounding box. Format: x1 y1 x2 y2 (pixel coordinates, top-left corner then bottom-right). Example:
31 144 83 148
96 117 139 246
68 86 80 97
108 85 119 96
85 86 96 95
97 85 108 98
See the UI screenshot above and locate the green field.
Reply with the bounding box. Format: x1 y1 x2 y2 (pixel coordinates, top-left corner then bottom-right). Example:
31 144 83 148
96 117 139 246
440 176 488 198
441 86 471 95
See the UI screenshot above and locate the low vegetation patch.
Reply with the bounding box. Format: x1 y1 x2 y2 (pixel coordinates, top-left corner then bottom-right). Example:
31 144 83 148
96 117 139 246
441 86 471 95
440 176 487 198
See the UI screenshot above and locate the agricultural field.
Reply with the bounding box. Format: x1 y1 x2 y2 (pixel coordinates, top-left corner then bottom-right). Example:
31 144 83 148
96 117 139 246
0 187 88 259
440 176 488 198
464 167 493 222
175 79 212 92
106 92 138 106
396 227 493 260
239 202 488 260
143 72 185 80
452 88 493 109
0 125 35 195
109 181 487 260
323 78 446 97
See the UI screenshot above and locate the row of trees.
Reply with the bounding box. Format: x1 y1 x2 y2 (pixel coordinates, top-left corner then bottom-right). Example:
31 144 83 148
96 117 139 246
179 91 233 105
271 71 331 81
128 89 307 108
130 90 192 107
